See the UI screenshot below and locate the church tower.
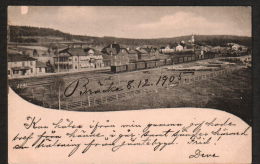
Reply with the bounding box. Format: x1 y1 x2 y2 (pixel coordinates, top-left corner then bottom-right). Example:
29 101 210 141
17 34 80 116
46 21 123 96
191 34 195 44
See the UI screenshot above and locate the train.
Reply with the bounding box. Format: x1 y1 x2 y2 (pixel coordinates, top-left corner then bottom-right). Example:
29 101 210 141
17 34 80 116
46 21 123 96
111 52 217 73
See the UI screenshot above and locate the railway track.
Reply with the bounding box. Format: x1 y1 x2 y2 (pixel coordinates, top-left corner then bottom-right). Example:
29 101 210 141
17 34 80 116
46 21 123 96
8 54 246 89
8 68 111 88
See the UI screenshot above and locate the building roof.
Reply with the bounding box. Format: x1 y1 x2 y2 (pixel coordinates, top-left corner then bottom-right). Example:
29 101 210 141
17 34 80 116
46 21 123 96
102 47 118 55
11 66 31 70
101 43 121 55
176 44 183 48
136 49 148 54
84 48 102 55
8 53 37 62
66 48 87 56
232 44 241 47
59 48 84 56
59 47 101 56
36 61 47 68
53 53 71 58
128 49 137 54
7 48 22 54
84 47 94 52
17 45 49 51
140 47 152 53
117 52 129 56
185 44 194 49
102 55 113 60
120 48 130 53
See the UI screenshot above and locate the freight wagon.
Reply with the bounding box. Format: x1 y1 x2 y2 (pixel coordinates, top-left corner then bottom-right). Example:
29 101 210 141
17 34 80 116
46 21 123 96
136 61 146 70
126 63 136 71
146 60 156 68
110 51 228 73
111 65 127 73
165 58 173 65
156 59 165 67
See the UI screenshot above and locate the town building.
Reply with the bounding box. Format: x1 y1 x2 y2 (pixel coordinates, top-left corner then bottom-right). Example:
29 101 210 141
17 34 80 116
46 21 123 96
101 43 130 66
140 47 160 56
231 44 241 51
53 47 104 72
101 43 121 56
14 45 57 68
127 49 138 62
36 61 47 75
8 53 37 78
161 45 175 53
135 49 149 60
176 44 184 51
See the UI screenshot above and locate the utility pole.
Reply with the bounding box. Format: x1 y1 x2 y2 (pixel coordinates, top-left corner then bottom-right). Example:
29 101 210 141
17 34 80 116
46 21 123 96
58 52 60 73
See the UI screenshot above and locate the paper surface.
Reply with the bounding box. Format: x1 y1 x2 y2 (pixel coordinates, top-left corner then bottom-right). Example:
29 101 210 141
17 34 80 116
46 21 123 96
7 6 252 164
8 88 251 164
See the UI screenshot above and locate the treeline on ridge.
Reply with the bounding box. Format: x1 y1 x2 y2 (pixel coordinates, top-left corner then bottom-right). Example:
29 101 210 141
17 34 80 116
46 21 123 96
9 25 252 47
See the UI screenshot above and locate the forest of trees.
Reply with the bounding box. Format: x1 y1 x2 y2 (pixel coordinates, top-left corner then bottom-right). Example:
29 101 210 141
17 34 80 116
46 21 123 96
9 25 252 47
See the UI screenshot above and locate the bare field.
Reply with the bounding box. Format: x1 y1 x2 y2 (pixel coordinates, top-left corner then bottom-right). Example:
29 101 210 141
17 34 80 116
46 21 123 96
75 67 252 124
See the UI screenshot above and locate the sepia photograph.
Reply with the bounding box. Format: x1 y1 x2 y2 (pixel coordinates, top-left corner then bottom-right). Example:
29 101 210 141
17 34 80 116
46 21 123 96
7 6 252 124
5 5 257 164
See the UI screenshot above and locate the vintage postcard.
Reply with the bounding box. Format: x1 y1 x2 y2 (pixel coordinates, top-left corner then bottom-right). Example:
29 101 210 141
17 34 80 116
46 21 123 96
7 6 252 164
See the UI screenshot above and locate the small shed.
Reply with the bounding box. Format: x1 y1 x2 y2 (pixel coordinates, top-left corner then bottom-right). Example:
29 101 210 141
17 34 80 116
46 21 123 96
36 61 47 74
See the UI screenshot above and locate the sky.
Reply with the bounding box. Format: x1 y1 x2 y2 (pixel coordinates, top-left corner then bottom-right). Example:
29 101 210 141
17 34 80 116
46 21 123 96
8 6 251 39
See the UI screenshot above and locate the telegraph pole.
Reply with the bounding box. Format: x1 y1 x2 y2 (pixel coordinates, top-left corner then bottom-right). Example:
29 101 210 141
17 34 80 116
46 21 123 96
58 52 60 73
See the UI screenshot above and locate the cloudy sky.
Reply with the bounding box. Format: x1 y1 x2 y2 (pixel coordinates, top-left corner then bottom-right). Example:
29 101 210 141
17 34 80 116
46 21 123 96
8 6 251 39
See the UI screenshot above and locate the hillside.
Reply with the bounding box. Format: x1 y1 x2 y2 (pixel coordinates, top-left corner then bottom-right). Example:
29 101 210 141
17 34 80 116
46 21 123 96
9 25 252 47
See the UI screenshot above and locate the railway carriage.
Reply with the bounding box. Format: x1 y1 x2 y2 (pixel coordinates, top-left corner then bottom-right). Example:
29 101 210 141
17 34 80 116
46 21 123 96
111 65 127 73
110 49 228 73
155 59 165 67
136 61 146 70
178 57 184 63
126 63 136 71
145 60 156 68
184 56 188 62
172 57 179 64
191 55 196 61
165 58 173 65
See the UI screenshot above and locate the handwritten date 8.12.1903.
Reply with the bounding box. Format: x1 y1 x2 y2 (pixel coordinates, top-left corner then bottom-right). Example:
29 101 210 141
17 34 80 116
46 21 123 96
64 73 183 97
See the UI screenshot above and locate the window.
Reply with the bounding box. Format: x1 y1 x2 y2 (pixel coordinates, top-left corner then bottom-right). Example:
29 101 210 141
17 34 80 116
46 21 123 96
8 70 10 75
75 58 77 61
13 70 19 74
30 61 33 66
75 66 77 69
22 62 25 66
39 68 42 72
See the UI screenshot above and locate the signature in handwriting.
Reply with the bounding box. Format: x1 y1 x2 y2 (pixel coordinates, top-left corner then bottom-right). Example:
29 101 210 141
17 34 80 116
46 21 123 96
189 149 219 158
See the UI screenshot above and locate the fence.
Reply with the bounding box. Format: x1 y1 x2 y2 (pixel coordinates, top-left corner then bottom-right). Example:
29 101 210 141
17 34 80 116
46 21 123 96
45 66 238 110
